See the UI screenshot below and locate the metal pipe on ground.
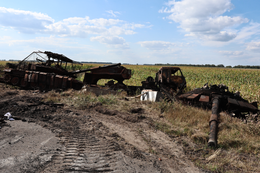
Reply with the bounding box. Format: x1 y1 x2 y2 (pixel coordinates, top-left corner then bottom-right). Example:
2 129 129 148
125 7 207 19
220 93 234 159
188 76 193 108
208 97 220 147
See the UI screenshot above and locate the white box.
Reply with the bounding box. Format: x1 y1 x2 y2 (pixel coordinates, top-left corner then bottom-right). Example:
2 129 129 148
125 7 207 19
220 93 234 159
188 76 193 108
140 90 163 102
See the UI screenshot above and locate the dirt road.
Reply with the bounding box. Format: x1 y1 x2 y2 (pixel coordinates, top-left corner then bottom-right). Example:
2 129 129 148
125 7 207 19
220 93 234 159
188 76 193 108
0 86 204 172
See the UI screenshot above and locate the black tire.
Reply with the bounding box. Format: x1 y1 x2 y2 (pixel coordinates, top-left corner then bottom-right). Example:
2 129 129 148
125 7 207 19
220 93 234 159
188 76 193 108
4 74 12 83
11 77 20 86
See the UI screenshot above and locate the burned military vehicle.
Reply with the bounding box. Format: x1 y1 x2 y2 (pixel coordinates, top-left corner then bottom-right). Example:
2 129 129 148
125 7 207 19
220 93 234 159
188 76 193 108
1 51 132 90
155 67 186 99
83 63 131 86
140 67 186 100
177 83 258 147
2 51 84 90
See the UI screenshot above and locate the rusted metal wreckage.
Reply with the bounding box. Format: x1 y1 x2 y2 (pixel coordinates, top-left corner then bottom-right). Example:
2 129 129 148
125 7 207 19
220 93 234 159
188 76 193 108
0 51 259 147
0 51 131 90
1 51 184 94
1 51 84 90
141 70 258 147
177 84 258 147
83 63 131 87
140 67 186 100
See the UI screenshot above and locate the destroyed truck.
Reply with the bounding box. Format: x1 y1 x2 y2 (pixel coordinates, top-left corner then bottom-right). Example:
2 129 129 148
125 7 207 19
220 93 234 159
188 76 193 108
140 67 186 100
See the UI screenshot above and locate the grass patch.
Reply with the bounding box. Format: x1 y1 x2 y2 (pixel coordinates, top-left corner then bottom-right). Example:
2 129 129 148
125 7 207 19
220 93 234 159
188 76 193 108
157 101 260 172
154 122 187 136
167 102 260 153
0 63 6 77
44 89 118 109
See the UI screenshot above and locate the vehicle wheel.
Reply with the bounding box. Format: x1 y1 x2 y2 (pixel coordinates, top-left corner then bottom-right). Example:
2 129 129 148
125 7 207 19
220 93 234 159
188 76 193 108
30 82 38 88
72 82 83 90
20 78 28 88
39 83 46 91
4 74 12 83
11 77 20 86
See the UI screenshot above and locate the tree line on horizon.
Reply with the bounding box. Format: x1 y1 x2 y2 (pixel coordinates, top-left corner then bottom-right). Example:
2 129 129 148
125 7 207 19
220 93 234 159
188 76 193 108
152 63 260 69
1 59 260 69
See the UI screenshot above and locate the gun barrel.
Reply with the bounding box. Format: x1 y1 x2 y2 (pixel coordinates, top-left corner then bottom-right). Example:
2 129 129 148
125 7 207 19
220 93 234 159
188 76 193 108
208 97 220 147
70 63 121 75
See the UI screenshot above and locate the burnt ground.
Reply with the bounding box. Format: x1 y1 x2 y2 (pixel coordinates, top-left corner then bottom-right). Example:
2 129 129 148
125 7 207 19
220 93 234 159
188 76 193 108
0 84 206 173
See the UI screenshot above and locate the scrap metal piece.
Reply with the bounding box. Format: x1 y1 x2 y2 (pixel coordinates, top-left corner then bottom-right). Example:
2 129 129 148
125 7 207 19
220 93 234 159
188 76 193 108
237 100 258 112
227 98 258 113
178 93 192 99
199 95 210 103
82 63 131 85
187 94 200 99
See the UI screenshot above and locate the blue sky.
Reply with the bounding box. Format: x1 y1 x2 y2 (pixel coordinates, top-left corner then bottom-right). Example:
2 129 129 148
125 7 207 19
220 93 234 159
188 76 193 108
0 0 260 66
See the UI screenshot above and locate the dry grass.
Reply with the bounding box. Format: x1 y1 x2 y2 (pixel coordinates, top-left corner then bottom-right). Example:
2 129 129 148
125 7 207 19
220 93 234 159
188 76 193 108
44 89 118 109
218 119 260 153
101 95 260 172
151 101 260 172
0 61 7 66
153 102 210 141
0 62 6 77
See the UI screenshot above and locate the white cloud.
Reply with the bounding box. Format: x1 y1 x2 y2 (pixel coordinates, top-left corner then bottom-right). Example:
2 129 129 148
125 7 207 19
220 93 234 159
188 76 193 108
0 7 53 33
137 41 186 60
123 23 147 30
219 50 244 56
246 42 260 52
234 22 260 43
106 10 120 17
108 26 136 35
160 0 249 42
87 18 123 26
138 41 176 50
90 36 129 49
0 7 146 38
45 20 107 37
0 36 76 48
45 17 134 37
0 7 150 48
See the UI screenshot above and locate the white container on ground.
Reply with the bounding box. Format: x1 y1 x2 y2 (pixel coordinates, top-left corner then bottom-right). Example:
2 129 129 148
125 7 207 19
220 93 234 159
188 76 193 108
140 90 163 102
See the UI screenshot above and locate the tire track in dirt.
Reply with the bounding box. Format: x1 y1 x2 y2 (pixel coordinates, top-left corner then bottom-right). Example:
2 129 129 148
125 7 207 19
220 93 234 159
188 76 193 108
40 129 163 173
95 109 202 173
60 132 118 172
38 128 121 172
